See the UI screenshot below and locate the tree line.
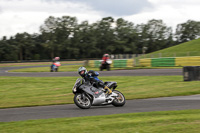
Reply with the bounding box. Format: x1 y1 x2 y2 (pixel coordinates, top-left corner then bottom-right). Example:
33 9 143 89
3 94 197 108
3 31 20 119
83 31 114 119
0 16 200 61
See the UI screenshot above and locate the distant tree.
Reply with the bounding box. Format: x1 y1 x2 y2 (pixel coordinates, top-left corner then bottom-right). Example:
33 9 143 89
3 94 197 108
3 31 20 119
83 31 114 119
0 37 17 61
71 21 99 58
136 19 173 53
3 15 200 61
114 18 138 54
92 17 115 56
11 32 35 60
40 16 59 59
175 20 200 43
40 16 78 59
30 33 44 60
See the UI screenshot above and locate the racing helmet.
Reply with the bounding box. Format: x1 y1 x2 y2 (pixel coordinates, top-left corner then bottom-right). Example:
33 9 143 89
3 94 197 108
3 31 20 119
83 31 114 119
78 67 87 77
54 57 60 60
104 54 109 57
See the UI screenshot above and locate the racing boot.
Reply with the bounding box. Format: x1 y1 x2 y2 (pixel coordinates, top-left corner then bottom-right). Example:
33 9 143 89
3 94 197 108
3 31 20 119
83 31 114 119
104 86 112 95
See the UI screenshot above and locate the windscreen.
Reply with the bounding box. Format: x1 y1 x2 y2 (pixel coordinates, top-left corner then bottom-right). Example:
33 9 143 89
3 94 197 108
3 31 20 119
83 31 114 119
72 78 83 90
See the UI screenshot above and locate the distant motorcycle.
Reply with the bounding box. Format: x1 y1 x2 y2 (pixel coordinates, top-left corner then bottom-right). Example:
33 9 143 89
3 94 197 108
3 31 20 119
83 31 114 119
72 78 126 109
100 59 112 71
50 61 61 72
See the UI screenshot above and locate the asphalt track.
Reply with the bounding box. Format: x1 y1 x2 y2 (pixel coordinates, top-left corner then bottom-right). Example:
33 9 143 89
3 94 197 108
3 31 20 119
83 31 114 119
1 95 200 122
1 66 199 122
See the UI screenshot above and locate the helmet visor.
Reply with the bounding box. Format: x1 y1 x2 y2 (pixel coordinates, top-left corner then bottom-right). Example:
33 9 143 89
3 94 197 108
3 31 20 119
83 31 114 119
80 70 85 75
80 70 85 76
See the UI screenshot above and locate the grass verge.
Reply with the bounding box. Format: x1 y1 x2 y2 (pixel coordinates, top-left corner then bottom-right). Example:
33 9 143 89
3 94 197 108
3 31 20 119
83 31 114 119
0 76 200 108
8 65 182 72
0 61 83 68
0 109 200 133
139 38 200 58
8 65 85 72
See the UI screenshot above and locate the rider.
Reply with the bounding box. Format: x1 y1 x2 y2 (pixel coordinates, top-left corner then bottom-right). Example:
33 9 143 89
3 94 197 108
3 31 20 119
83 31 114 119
51 57 61 71
78 67 112 94
102 54 109 64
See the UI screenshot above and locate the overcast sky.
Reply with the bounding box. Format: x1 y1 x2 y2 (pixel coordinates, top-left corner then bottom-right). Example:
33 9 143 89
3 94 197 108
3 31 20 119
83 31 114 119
0 0 200 38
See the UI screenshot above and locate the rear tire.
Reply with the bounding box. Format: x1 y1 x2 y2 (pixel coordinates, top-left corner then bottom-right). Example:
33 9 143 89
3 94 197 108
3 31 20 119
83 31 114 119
74 93 91 109
100 66 103 71
112 90 126 107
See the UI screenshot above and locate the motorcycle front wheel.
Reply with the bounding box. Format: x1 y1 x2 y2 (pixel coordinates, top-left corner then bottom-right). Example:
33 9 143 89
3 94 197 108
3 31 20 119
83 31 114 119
112 90 126 107
74 93 91 109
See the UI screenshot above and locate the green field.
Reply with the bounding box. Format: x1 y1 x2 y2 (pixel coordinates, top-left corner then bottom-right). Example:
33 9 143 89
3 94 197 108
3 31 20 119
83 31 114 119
0 61 83 67
0 109 200 133
7 65 129 72
141 38 200 58
8 65 85 72
0 76 200 108
8 65 182 72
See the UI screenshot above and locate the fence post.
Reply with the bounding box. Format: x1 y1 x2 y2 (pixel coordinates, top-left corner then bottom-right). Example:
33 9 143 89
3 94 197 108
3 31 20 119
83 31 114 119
120 54 122 59
126 54 129 59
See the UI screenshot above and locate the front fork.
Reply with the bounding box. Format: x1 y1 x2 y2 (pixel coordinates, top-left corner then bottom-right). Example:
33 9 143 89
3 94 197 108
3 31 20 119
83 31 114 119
81 93 86 101
81 92 93 103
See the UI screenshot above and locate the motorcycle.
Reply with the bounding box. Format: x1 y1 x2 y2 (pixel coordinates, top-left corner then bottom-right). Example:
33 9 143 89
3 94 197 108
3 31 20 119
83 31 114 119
50 61 61 72
100 59 112 71
72 78 126 109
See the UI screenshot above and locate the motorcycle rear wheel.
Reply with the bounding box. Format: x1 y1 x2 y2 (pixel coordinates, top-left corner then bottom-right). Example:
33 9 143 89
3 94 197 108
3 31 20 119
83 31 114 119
74 93 91 109
112 90 126 107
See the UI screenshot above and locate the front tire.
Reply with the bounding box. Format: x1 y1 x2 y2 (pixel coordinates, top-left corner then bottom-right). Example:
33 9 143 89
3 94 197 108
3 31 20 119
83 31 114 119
74 93 91 109
106 65 110 71
100 66 103 71
112 90 126 107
